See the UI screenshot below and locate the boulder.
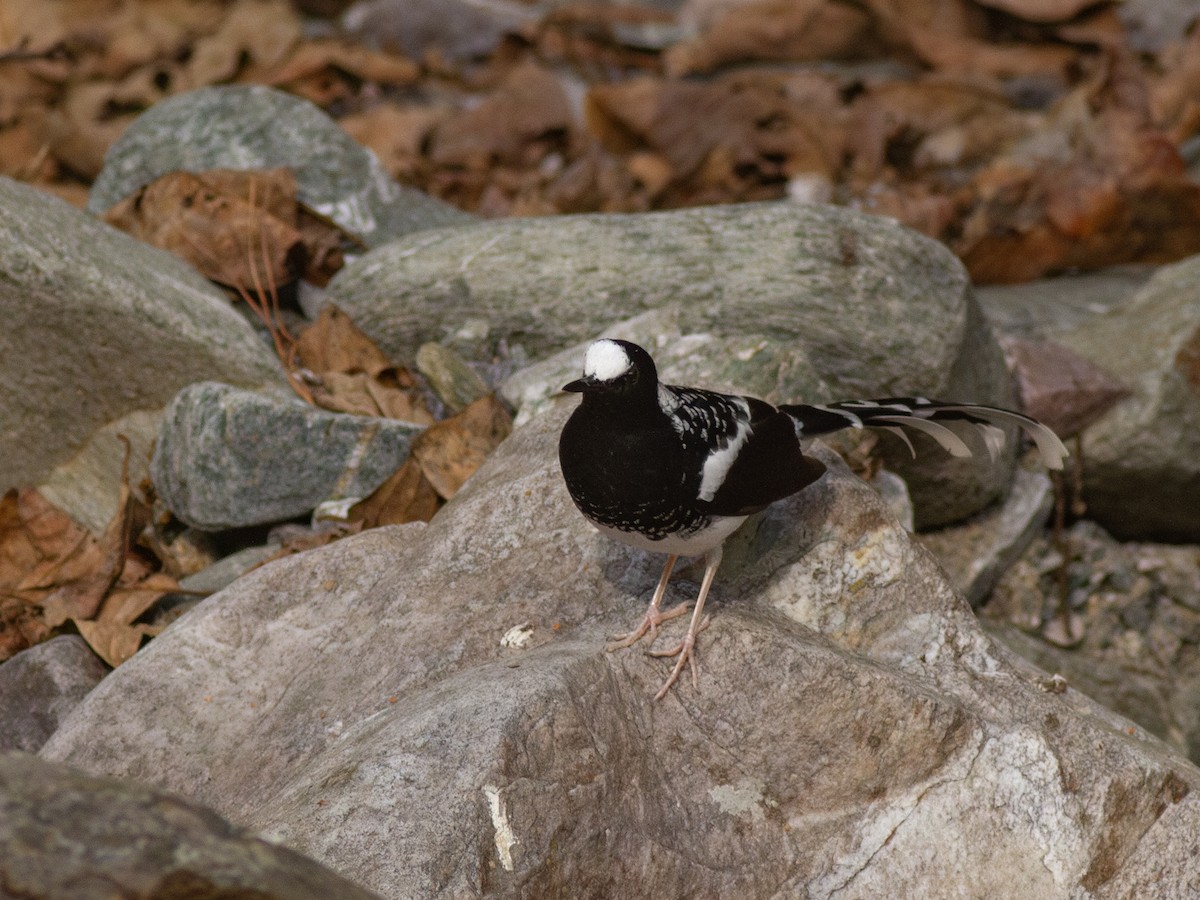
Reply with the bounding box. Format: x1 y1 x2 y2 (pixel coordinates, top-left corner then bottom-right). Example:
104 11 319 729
151 382 426 530
0 176 286 532
335 202 1019 525
1056 255 1200 541
0 636 107 753
88 85 472 247
0 752 381 899
42 392 1200 898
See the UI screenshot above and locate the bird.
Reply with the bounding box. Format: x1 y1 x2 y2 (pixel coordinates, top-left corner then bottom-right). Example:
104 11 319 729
558 338 1069 701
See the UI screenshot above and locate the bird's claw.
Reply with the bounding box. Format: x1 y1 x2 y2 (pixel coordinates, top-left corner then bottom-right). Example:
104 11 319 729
605 601 690 651
648 614 711 700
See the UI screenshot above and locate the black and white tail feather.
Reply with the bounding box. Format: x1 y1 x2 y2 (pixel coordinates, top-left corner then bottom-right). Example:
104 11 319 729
558 338 1068 701
780 397 1069 471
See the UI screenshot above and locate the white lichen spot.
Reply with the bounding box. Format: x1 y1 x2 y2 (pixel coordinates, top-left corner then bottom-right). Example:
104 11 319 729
500 623 534 649
708 779 767 823
845 525 909 590
483 784 517 871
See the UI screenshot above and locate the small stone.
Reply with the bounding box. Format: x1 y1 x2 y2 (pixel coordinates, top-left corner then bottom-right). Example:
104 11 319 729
152 383 425 530
416 343 491 413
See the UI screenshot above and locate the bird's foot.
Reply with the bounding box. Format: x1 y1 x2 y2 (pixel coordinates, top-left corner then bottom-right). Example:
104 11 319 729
605 601 691 652
648 614 711 700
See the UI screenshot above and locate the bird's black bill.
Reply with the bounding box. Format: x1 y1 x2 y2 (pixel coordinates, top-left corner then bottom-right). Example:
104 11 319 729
562 379 587 392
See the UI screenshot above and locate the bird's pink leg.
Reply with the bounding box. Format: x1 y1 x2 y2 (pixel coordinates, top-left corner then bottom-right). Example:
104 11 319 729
649 546 721 700
606 554 689 651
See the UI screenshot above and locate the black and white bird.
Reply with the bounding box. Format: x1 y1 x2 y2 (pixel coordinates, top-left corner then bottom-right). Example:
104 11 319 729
558 338 1069 701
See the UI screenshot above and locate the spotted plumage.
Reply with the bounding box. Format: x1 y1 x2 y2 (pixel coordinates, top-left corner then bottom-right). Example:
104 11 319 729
559 338 1068 700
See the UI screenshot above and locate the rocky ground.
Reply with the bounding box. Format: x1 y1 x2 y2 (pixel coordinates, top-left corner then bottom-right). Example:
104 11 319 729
3 1 1200 898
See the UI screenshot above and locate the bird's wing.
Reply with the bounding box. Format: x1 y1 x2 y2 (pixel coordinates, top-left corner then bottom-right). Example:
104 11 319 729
661 385 826 517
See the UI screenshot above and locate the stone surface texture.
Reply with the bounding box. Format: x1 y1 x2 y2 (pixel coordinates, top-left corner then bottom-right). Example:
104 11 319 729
1056 256 1200 541
0 636 108 754
42 391 1200 898
0 752 382 899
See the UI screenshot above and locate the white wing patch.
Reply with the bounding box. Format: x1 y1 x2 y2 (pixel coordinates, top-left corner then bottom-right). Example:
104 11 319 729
583 339 632 382
698 408 753 502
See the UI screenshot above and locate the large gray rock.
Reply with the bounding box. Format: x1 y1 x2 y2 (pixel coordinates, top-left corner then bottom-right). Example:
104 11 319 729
0 752 382 899
152 382 426 530
42 393 1200 897
1056 256 1200 541
0 636 107 754
0 176 286 531
974 265 1154 339
88 85 472 247
333 201 1019 526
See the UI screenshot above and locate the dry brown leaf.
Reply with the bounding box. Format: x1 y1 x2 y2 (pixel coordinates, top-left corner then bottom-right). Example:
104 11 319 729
296 304 393 375
972 0 1104 24
664 0 876 77
350 458 442 527
265 38 419 93
75 619 158 668
0 488 88 592
104 169 305 289
3 488 107 627
297 305 435 423
99 571 179 627
860 0 1080 80
41 438 143 628
429 62 573 169
534 2 676 73
1151 26 1200 136
587 71 843 203
846 77 1026 183
189 0 300 88
956 53 1200 282
0 439 177 664
411 395 513 500
0 597 52 662
340 103 448 183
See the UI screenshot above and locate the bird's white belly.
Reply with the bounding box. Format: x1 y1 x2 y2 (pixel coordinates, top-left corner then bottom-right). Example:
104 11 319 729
593 515 748 557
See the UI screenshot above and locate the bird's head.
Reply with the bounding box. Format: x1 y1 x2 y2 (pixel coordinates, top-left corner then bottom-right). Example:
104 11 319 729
562 339 658 397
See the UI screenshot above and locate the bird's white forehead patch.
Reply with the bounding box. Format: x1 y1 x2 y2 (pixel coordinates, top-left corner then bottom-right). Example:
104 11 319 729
583 340 632 382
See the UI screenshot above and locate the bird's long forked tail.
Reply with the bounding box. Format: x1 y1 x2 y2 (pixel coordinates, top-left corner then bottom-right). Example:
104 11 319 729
780 398 1069 470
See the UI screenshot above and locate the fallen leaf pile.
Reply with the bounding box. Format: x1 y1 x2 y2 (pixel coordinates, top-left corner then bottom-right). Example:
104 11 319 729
6 0 1200 280
0 443 177 667
349 394 512 529
296 304 435 423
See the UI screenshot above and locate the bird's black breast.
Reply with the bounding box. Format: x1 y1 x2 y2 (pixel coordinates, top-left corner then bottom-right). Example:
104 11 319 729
559 400 710 539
